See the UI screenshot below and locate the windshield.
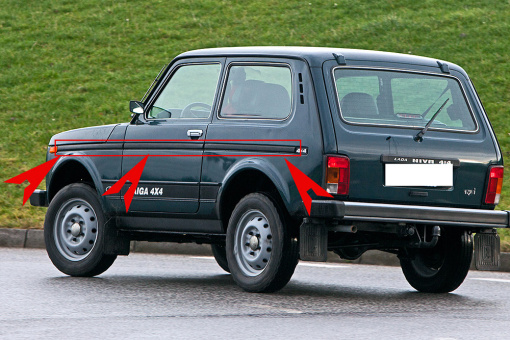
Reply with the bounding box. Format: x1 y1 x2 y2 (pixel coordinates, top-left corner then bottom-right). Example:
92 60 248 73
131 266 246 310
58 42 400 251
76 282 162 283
334 68 477 132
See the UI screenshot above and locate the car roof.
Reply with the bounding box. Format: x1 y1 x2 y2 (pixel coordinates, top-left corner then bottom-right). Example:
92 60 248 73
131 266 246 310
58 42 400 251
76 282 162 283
177 46 462 71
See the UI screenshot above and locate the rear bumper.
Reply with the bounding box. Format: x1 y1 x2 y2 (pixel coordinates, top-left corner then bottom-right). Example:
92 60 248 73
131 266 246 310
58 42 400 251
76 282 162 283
30 190 48 207
310 200 510 229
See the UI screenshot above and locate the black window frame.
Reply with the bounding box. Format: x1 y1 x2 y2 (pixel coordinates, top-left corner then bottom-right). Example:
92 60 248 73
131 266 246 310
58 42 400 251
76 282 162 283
217 62 294 121
143 61 224 121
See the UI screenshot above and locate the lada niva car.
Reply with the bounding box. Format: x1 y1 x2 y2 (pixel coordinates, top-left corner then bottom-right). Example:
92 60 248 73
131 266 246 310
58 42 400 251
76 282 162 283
31 47 509 293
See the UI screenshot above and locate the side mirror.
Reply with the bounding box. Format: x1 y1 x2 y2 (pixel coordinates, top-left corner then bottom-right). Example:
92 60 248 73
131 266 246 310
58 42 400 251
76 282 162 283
130 101 145 125
130 100 145 115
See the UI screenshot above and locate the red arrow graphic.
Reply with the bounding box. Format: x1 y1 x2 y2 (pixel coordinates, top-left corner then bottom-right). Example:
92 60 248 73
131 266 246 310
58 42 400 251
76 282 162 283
4 157 60 205
285 159 333 215
103 155 148 212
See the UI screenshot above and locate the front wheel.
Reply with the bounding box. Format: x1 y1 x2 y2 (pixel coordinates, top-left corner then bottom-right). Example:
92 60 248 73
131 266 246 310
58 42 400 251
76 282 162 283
400 228 473 293
44 183 117 277
226 193 298 293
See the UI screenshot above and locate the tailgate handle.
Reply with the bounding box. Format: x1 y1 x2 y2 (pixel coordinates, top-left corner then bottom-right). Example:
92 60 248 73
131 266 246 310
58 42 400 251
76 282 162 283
187 129 203 138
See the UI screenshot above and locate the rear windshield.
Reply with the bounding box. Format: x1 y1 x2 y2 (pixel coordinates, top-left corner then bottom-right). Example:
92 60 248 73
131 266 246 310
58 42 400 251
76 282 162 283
334 68 477 132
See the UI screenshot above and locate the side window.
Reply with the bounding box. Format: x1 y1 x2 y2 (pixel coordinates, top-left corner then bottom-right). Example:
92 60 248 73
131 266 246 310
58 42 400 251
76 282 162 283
148 63 221 119
219 65 292 119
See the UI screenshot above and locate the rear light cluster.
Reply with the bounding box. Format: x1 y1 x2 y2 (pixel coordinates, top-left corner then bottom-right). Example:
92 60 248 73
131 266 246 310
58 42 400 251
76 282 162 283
326 156 350 195
485 165 504 205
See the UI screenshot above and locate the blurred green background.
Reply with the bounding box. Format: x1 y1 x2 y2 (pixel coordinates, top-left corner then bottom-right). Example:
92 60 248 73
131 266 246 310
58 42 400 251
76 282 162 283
1 0 508 248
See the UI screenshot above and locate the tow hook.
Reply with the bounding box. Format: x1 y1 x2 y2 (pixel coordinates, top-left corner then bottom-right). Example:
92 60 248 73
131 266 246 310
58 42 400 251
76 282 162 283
415 226 441 248
404 225 441 249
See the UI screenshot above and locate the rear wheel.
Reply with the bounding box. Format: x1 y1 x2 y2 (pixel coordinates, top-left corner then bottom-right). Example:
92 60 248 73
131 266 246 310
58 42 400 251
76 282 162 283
226 193 298 293
400 228 472 293
211 244 230 273
44 183 117 277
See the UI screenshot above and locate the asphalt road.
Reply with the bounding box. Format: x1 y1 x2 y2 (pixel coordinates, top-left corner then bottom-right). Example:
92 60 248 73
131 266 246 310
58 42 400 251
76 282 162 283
1 248 510 339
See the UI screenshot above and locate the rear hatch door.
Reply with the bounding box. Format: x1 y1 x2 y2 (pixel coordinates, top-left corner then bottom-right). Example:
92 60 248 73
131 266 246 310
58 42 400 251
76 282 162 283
324 61 499 208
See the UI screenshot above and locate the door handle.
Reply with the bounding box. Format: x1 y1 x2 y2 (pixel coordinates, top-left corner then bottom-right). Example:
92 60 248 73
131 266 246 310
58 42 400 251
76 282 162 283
187 129 203 138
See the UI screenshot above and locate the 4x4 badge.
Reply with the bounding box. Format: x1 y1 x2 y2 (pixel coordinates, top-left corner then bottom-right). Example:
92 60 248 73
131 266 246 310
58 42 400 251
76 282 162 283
295 147 308 155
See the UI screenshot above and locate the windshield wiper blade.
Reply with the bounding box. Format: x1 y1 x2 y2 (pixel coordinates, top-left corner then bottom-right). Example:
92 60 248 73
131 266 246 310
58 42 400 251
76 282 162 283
420 85 449 118
414 98 449 142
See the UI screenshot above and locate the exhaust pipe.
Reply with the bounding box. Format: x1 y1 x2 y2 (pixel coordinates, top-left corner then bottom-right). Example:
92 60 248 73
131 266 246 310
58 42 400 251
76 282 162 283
330 225 358 233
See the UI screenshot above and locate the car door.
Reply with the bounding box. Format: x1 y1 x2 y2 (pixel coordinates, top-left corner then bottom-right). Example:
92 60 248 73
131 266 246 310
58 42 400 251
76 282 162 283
121 58 224 214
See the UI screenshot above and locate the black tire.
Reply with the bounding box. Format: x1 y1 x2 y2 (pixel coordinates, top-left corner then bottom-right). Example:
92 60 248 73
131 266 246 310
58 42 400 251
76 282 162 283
211 244 230 273
400 228 473 293
44 183 117 277
226 193 298 293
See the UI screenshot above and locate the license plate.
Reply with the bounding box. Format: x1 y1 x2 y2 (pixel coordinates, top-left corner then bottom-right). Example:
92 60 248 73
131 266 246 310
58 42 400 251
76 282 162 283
385 163 453 187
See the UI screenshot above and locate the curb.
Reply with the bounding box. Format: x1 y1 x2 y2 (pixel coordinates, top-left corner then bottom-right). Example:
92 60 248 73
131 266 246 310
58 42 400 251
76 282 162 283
1 228 509 272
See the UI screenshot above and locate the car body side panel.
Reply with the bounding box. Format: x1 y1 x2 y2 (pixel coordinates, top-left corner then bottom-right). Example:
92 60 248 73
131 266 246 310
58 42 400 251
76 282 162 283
309 65 337 155
203 57 324 219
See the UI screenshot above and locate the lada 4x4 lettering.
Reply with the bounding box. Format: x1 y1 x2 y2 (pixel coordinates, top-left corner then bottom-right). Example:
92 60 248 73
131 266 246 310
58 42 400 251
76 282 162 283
31 47 509 293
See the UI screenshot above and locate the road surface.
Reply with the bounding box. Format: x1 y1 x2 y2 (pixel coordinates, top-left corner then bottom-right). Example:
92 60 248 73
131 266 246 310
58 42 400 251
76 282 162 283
1 248 509 339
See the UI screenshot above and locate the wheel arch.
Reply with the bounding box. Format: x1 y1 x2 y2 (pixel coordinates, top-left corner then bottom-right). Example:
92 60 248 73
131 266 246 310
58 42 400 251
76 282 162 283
216 158 293 233
48 157 103 203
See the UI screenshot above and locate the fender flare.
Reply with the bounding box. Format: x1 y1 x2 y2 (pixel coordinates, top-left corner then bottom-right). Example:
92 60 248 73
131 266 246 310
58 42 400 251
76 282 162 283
216 157 292 218
48 154 104 203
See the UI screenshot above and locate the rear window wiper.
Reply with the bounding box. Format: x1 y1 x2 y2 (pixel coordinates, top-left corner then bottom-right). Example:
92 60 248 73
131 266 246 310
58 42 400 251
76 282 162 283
420 85 449 118
414 98 449 142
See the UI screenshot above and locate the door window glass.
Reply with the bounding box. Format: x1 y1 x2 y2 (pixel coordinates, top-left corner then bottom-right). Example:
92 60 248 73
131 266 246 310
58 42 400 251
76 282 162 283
220 65 292 119
148 63 221 119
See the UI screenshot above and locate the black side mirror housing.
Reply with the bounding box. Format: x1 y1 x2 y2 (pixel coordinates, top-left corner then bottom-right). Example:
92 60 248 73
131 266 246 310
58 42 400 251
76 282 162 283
130 100 145 115
129 101 145 124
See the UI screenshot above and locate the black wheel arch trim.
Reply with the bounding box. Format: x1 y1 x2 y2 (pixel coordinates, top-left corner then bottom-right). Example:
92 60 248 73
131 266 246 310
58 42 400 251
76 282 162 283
216 158 292 221
47 155 105 204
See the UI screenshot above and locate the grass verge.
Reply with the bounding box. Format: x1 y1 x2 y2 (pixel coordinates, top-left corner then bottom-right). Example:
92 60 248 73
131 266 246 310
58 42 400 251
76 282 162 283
1 0 509 249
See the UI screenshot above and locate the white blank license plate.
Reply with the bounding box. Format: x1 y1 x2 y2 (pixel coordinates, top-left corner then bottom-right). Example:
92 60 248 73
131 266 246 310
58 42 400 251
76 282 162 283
385 163 453 187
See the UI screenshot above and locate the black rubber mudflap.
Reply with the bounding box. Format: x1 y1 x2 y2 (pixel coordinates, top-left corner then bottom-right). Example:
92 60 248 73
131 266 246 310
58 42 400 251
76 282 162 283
299 220 327 262
474 231 500 271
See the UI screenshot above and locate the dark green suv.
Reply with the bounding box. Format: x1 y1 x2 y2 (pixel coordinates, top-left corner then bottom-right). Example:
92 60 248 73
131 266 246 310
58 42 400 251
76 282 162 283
31 47 508 293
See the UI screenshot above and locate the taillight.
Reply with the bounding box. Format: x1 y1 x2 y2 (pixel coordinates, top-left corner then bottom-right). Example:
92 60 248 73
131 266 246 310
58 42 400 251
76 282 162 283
485 165 504 205
326 156 350 195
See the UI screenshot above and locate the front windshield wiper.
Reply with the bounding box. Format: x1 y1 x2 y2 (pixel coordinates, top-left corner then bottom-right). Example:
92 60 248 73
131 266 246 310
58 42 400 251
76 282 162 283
414 98 449 142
